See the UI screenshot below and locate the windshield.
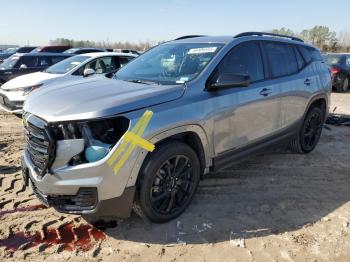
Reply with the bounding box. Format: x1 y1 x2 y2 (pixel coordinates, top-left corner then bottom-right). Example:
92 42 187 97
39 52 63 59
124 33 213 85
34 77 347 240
324 54 343 65
116 43 223 85
3 48 18 54
45 55 89 74
0 56 19 70
63 48 78 54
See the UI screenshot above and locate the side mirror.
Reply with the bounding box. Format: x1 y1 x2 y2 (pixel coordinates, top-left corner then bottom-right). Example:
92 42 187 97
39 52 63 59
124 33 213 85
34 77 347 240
207 73 251 90
19 64 28 70
83 68 95 77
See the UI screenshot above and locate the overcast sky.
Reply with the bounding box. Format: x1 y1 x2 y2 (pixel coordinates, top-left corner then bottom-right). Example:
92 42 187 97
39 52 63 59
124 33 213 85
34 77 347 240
0 0 349 45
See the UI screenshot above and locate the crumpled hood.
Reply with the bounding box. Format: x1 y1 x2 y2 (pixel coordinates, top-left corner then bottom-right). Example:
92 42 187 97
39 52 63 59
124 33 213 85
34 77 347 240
24 77 185 122
2 72 61 89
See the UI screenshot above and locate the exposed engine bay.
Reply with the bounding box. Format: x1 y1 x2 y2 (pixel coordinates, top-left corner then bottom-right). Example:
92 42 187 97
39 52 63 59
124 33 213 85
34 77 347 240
50 116 129 165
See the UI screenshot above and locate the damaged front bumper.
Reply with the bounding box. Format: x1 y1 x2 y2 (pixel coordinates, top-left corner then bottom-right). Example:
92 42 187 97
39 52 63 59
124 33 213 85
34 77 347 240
22 153 136 217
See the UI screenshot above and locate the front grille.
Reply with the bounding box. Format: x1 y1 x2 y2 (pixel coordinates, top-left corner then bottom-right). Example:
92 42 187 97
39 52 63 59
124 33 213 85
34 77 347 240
23 113 55 176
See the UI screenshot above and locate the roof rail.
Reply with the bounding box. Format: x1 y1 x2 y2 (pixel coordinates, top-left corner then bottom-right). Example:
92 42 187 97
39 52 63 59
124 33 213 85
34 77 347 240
234 32 304 42
174 35 206 40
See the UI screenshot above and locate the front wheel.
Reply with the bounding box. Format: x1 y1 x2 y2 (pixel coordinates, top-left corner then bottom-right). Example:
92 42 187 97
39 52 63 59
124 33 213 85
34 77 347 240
290 106 324 154
134 141 201 223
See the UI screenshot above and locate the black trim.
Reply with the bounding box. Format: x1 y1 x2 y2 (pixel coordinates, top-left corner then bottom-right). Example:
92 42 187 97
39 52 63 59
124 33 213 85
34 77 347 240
235 32 304 42
211 119 302 172
175 35 206 40
23 113 56 176
94 187 136 218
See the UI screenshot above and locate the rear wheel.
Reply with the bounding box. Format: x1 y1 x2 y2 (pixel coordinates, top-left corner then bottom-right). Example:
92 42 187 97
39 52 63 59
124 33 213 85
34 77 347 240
134 141 201 223
290 106 324 154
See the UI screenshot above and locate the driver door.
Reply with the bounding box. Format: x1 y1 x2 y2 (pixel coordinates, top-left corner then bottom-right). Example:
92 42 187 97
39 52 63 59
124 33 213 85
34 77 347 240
209 41 281 155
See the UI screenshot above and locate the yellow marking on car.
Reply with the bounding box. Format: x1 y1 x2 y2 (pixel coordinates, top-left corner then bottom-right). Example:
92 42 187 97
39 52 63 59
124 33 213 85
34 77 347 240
107 110 155 175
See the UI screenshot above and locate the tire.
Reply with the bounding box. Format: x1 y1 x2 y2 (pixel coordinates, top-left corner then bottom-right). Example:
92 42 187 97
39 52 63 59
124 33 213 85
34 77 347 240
134 141 201 223
290 106 324 154
336 77 349 92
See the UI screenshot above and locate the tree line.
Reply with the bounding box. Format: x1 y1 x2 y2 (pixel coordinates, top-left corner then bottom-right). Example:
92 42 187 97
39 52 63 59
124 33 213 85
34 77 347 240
50 26 350 53
271 26 350 52
49 38 155 52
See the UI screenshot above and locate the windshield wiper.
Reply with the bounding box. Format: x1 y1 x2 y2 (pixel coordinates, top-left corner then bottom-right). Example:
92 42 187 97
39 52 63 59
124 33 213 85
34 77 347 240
125 79 160 85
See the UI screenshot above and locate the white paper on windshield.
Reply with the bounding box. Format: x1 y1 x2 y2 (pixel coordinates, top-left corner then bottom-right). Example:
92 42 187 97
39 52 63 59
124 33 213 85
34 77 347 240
188 47 217 54
176 77 189 84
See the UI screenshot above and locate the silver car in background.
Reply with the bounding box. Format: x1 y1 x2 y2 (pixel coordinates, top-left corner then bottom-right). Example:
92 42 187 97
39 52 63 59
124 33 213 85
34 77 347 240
22 32 331 223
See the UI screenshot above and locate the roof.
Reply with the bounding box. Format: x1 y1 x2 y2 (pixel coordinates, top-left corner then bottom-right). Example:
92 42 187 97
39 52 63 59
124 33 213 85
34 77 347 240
172 34 312 47
75 52 138 58
15 52 73 57
173 36 234 44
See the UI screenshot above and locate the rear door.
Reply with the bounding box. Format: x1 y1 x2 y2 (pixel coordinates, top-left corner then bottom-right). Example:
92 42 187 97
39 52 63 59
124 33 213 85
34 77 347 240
210 41 281 154
262 41 307 129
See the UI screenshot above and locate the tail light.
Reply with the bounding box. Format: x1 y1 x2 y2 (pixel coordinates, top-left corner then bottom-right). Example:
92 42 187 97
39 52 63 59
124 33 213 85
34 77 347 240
331 67 341 74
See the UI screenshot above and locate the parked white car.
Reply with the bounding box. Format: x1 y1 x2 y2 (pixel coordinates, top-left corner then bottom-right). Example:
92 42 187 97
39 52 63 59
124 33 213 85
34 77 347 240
0 52 137 113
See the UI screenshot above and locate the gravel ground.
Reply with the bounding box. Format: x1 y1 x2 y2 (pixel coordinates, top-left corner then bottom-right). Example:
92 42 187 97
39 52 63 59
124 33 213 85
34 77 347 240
0 92 350 261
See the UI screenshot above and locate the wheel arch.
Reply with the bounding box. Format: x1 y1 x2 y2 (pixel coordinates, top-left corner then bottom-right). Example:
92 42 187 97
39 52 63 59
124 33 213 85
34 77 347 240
126 124 212 188
306 94 328 122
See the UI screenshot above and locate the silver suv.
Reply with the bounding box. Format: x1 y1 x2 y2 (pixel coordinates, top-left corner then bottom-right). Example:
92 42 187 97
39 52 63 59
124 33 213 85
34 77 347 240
22 32 331 223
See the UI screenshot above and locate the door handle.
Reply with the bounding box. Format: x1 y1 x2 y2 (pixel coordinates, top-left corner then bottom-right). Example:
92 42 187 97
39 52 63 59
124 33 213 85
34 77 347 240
259 88 272 96
304 78 311 86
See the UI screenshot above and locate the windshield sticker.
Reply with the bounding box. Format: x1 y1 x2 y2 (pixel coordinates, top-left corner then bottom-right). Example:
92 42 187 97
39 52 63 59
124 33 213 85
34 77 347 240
188 47 217 54
176 77 189 84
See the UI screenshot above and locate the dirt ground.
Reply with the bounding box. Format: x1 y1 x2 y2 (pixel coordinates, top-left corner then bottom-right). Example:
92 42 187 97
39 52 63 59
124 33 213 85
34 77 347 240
0 93 350 262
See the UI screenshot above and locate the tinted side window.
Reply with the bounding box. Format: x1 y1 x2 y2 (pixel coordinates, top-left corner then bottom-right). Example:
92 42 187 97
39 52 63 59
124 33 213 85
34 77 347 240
265 42 298 78
95 57 113 73
39 57 50 67
51 56 66 64
76 57 114 75
16 56 39 68
216 41 264 82
298 46 322 64
119 56 134 67
294 47 306 69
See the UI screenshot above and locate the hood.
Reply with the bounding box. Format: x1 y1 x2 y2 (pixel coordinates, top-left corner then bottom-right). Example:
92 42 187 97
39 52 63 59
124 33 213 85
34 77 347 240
2 72 61 89
24 77 185 122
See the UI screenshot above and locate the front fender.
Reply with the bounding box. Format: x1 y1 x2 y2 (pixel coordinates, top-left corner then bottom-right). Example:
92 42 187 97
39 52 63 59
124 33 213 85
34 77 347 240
126 124 213 188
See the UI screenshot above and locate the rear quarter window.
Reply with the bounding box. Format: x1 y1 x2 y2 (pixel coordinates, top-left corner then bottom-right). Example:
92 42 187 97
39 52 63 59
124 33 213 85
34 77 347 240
298 46 323 64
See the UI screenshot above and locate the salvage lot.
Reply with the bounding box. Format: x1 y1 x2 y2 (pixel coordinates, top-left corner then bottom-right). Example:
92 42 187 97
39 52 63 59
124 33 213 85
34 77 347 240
0 93 350 261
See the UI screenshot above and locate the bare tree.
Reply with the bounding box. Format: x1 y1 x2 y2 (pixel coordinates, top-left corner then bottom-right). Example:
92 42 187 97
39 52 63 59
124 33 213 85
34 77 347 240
50 38 156 51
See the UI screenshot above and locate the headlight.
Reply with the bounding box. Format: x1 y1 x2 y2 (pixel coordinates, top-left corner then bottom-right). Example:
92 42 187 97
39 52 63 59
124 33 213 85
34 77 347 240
23 84 43 95
1 84 43 94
